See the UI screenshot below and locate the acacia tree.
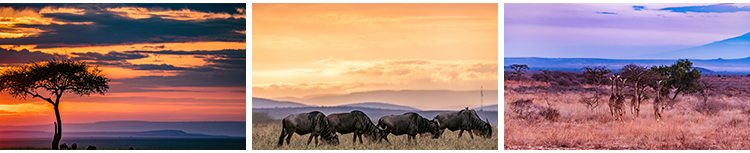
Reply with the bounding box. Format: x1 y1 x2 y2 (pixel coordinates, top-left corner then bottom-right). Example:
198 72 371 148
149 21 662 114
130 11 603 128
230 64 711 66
0 60 109 149
620 64 658 119
651 59 702 100
509 64 529 81
583 66 612 87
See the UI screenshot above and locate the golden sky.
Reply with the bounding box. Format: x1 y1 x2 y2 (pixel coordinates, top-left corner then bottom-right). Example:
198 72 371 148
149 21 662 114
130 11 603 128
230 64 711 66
252 3 498 99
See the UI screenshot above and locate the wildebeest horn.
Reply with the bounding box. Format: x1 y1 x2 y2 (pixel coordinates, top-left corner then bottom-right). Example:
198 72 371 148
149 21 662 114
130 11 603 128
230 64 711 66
486 118 489 124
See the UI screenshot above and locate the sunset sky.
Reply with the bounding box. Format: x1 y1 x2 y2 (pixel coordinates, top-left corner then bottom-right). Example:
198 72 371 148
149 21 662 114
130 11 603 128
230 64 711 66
505 3 750 59
0 3 245 126
252 4 498 101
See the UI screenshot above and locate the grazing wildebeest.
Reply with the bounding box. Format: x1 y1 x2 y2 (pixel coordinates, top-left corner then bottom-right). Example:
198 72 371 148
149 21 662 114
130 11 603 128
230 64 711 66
59 143 69 150
377 112 441 144
277 111 340 147
434 107 492 139
327 110 385 144
87 145 97 150
129 147 134 150
71 143 77 150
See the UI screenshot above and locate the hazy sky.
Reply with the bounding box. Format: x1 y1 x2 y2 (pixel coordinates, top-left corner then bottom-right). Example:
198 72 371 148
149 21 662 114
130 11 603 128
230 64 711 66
252 3 498 99
505 3 750 59
0 4 245 126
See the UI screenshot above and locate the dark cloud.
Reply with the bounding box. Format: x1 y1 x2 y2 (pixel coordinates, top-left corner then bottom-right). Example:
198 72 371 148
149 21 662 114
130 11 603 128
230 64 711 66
0 3 245 15
0 4 245 48
595 11 619 15
0 48 65 64
117 68 245 87
142 45 165 49
108 49 245 87
659 3 750 13
633 6 646 11
131 64 189 70
71 52 148 61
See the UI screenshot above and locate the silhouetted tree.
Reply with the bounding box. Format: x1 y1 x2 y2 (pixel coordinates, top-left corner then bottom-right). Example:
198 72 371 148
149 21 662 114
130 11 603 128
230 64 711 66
509 64 529 81
0 60 109 150
583 66 612 86
651 59 702 100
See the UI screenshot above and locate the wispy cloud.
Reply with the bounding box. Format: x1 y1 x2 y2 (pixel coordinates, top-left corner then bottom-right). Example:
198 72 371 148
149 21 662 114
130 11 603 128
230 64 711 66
659 3 750 13
253 58 497 98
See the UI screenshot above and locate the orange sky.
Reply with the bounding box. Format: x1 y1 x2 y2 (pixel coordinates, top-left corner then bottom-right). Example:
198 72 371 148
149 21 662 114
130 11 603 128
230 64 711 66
252 3 498 100
0 4 246 126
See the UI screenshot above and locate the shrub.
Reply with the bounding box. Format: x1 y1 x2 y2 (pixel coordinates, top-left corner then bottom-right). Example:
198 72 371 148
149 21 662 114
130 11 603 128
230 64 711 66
539 107 560 122
509 99 536 120
693 100 726 116
252 112 279 124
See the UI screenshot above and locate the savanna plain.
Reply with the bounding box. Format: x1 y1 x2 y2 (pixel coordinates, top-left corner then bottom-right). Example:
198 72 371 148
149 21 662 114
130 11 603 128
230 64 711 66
505 76 750 150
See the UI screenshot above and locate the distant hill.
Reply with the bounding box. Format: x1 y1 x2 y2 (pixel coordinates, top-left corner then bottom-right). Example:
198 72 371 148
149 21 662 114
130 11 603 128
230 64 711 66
252 97 310 108
0 130 239 139
339 102 420 111
638 31 750 59
0 121 245 137
473 104 498 111
264 90 498 110
505 57 750 73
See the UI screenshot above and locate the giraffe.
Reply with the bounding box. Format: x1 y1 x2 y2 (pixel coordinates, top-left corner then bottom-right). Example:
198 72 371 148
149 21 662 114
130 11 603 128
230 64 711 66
654 80 664 121
630 80 640 121
614 77 627 121
608 75 617 118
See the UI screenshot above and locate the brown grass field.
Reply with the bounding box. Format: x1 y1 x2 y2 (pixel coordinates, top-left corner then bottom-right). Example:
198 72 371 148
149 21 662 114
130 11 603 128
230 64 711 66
252 123 498 150
504 77 750 150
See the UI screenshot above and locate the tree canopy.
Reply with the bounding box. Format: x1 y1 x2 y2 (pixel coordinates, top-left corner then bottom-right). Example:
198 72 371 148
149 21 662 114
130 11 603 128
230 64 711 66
510 64 529 81
651 59 701 100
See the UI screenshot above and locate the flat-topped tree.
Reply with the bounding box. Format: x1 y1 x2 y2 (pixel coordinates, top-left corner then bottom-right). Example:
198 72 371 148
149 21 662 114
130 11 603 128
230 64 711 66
509 64 529 81
0 60 109 150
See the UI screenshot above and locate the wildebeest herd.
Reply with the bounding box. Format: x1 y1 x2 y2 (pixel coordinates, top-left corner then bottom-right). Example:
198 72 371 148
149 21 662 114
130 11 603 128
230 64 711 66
277 108 492 147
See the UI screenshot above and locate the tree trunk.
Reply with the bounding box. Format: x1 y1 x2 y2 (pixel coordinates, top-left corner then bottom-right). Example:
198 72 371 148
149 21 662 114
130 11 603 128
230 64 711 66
672 88 682 100
52 105 62 150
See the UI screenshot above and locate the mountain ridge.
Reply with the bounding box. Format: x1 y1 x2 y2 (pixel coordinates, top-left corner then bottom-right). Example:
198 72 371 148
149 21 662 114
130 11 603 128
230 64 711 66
637 31 750 59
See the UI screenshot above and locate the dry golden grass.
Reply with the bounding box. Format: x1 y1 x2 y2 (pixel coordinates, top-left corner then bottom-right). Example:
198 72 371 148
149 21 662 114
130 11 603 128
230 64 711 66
252 123 498 150
504 80 750 150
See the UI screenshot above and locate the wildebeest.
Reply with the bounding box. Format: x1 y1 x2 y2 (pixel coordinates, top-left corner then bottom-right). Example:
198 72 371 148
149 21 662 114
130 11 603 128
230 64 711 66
434 107 492 139
59 143 69 150
71 143 77 150
377 112 441 144
327 110 385 144
87 145 97 150
278 111 340 147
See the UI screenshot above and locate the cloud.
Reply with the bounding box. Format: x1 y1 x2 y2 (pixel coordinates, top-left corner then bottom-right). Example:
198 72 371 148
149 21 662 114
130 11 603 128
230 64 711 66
141 45 165 49
334 59 498 82
595 11 619 15
131 64 189 70
633 5 646 11
0 4 245 48
0 48 63 64
71 51 148 61
115 49 245 87
659 3 750 13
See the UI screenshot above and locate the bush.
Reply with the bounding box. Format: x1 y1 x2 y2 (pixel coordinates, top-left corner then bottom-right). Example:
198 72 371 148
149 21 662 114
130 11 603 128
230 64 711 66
693 100 726 116
509 99 536 120
540 107 560 122
253 112 279 124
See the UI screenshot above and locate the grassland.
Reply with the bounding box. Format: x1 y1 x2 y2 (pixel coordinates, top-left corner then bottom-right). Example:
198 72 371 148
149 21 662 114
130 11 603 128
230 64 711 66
252 123 498 150
504 77 750 150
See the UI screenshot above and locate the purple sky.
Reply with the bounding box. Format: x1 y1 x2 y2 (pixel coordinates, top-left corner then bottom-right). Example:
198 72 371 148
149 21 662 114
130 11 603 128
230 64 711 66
504 3 750 59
